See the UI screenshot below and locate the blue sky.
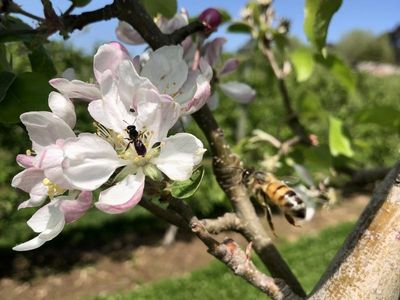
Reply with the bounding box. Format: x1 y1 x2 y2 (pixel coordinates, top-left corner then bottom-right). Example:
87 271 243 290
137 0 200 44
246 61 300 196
18 0 400 55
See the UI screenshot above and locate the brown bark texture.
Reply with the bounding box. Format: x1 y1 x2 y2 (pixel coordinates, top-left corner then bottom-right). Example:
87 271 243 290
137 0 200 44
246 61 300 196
309 163 400 300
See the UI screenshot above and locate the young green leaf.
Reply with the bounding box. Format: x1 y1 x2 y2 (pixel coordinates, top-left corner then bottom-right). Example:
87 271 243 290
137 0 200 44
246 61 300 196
170 166 205 199
329 115 354 157
0 72 51 124
289 48 315 82
227 22 252 34
304 0 342 53
316 53 355 92
141 0 177 18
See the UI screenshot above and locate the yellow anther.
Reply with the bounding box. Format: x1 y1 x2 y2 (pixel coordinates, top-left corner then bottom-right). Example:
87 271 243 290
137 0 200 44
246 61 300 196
26 149 32 156
42 178 65 198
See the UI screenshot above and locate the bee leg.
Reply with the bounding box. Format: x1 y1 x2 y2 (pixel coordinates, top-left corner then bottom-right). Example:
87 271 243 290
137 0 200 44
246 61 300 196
124 141 132 152
265 205 278 237
284 214 301 227
254 190 277 237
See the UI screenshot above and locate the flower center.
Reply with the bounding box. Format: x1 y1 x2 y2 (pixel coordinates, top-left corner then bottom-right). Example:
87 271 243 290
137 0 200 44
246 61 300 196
42 178 66 198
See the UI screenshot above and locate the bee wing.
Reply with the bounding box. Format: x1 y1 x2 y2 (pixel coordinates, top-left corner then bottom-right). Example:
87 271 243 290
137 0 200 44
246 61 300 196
278 175 300 185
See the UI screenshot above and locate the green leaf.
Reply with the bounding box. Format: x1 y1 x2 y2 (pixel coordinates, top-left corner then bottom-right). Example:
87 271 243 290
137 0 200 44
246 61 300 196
170 166 205 199
141 0 177 18
26 42 57 78
0 72 51 124
289 48 315 82
0 71 16 102
316 53 355 92
217 8 231 23
71 0 91 7
329 115 354 157
304 0 342 53
355 105 400 128
227 22 252 34
0 44 11 71
303 144 332 170
0 16 35 42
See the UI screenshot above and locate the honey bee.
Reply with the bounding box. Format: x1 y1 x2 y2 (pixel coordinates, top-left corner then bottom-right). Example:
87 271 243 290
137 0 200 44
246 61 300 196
242 169 312 234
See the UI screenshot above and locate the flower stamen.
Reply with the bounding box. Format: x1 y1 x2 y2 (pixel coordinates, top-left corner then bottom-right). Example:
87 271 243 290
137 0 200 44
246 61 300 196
42 178 66 198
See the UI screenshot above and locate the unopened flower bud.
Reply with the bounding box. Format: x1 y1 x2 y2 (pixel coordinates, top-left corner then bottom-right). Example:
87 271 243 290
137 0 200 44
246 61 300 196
199 8 222 31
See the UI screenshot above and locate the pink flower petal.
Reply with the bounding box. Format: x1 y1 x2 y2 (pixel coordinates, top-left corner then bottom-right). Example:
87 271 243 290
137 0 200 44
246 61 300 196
59 191 93 223
16 154 35 168
95 172 145 214
219 58 240 76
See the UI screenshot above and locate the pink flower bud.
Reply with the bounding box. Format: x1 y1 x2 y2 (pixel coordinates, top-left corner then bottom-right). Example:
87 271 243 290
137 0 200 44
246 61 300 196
199 8 222 30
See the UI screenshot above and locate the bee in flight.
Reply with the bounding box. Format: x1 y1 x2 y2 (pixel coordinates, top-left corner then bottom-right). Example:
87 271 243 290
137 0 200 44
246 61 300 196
242 169 313 234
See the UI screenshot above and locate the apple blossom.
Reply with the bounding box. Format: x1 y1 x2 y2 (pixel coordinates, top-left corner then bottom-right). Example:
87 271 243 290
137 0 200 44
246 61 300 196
199 8 223 31
11 93 93 251
62 76 206 214
51 42 211 115
12 92 78 208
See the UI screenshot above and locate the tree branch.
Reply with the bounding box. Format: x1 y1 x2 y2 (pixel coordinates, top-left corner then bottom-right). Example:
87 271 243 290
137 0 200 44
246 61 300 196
138 198 186 228
192 105 306 297
167 196 302 300
310 162 400 299
201 212 243 234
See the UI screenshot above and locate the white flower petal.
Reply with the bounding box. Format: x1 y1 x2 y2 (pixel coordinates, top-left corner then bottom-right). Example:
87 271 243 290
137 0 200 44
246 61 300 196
59 191 93 223
62 133 125 191
203 37 226 67
116 21 145 45
93 42 131 82
48 92 76 128
13 202 65 251
12 168 48 209
96 172 145 214
153 133 206 181
219 81 256 104
141 45 188 95
89 72 134 133
117 60 156 109
135 90 180 145
20 111 75 152
12 168 45 194
49 78 101 101
181 71 211 115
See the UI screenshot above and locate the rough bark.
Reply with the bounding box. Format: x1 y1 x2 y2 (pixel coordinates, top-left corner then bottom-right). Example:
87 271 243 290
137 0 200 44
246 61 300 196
309 162 400 300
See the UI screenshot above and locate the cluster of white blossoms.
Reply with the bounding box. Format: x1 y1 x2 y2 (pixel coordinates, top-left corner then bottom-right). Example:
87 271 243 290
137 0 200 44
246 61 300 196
11 42 210 251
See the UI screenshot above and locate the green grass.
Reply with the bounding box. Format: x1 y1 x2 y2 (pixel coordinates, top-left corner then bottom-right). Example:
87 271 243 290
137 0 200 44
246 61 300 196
91 222 354 300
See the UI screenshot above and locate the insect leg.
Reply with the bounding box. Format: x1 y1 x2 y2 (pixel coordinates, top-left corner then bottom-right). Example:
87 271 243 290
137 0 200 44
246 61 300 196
284 213 301 227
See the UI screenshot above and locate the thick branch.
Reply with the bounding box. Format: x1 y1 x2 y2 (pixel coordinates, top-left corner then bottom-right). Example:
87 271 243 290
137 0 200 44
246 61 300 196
310 162 400 299
193 105 306 297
